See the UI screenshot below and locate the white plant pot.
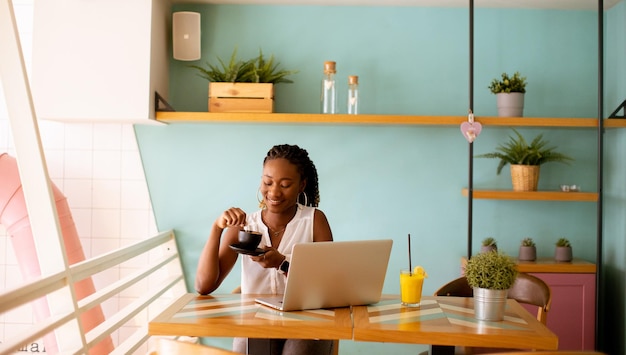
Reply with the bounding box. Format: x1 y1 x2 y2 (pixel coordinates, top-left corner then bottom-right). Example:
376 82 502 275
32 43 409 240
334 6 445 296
496 92 525 117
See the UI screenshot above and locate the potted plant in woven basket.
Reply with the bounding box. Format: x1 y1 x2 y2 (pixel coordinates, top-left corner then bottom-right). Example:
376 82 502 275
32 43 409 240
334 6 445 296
489 71 527 117
555 237 573 262
476 129 574 191
465 251 518 321
518 237 537 261
191 48 298 113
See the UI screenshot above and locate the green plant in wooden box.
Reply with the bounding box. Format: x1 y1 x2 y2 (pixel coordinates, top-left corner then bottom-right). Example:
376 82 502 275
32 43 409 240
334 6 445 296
190 48 298 113
190 48 298 84
476 129 573 191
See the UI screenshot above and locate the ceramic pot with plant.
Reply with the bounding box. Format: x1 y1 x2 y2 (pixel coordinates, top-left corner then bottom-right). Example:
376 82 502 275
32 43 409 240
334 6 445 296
476 129 573 191
465 251 518 321
480 237 497 253
555 237 573 262
488 71 527 117
518 237 537 261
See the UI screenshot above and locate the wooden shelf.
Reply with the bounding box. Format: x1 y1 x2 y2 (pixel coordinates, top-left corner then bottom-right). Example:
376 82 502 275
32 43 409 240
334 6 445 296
155 112 626 128
462 257 596 273
461 188 599 202
515 257 597 273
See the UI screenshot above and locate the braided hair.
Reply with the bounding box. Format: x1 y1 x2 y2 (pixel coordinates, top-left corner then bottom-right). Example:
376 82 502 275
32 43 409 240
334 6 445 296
264 144 320 207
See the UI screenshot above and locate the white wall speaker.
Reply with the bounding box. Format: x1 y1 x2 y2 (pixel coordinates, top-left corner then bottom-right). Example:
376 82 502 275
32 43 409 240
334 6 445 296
173 11 201 61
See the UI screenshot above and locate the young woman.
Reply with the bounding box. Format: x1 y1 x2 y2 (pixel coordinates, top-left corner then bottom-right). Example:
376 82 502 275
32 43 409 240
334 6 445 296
195 144 334 355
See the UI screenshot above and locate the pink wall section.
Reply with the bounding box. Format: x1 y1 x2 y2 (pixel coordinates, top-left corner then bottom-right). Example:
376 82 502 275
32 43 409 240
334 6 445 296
0 153 113 354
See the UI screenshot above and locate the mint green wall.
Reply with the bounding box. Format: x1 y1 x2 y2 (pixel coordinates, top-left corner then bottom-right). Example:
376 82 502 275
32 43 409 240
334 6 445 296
135 4 625 354
168 5 597 117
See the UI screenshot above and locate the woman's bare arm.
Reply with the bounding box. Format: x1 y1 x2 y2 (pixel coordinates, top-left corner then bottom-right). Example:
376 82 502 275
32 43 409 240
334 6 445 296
313 209 333 242
195 208 246 295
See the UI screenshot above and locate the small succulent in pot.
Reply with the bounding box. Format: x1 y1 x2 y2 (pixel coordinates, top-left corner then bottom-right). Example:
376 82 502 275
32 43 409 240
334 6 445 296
519 237 537 261
488 71 527 94
555 237 573 262
481 237 498 253
556 238 571 247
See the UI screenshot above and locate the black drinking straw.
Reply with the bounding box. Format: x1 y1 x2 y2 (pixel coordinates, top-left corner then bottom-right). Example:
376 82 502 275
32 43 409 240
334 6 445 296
408 233 412 275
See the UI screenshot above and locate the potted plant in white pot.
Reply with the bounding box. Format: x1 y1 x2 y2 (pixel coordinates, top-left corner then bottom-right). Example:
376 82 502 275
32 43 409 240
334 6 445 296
555 237 573 262
480 237 497 253
476 129 574 191
489 71 527 117
190 48 298 113
465 251 518 321
518 237 537 261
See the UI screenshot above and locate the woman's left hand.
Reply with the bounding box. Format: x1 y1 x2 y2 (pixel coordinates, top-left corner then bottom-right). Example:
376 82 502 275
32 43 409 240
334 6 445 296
252 246 281 269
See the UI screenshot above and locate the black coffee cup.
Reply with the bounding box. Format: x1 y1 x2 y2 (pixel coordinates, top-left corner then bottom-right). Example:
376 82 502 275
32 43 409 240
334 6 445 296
238 230 262 250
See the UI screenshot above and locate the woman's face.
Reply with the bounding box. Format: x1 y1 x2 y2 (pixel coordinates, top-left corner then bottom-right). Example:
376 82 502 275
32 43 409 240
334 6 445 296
260 158 304 214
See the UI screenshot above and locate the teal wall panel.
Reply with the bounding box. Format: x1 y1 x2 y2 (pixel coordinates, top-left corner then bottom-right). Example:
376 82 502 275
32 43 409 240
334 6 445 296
169 5 597 117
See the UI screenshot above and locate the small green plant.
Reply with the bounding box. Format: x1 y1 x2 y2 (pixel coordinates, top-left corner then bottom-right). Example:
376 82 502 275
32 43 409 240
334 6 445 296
465 251 518 290
476 129 574 175
482 237 497 247
190 48 298 84
521 237 536 247
489 71 527 94
556 238 571 247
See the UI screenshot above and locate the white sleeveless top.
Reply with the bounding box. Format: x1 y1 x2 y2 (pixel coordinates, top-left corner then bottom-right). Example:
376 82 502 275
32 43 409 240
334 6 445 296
240 204 315 294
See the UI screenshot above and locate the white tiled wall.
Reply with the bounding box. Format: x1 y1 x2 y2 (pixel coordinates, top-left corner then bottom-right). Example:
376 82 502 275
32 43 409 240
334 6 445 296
1 1 157 352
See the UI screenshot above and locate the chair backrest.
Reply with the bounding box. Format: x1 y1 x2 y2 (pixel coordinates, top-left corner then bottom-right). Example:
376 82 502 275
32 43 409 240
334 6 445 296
434 276 473 297
434 273 551 324
155 338 240 355
507 273 551 324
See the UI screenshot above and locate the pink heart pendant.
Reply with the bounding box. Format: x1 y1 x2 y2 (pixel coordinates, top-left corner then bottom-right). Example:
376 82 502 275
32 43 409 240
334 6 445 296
460 121 482 143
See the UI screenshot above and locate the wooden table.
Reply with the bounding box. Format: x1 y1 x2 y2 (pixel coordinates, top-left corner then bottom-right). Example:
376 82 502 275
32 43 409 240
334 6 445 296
149 294 558 355
149 293 353 340
352 295 559 355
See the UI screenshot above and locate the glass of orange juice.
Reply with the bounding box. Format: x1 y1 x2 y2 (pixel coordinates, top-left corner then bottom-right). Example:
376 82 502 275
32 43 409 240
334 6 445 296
400 267 426 307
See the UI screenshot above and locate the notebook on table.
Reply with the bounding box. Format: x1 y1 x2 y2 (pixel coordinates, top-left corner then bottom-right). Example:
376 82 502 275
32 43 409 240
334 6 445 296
255 239 393 311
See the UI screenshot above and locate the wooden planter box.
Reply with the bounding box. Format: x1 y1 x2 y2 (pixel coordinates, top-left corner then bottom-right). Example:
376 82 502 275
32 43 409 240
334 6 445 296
208 83 274 113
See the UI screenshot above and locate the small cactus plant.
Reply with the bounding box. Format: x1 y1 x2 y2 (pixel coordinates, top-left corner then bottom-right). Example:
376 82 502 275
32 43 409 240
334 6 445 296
556 238 571 247
555 237 573 262
519 237 537 261
482 237 497 247
480 237 498 253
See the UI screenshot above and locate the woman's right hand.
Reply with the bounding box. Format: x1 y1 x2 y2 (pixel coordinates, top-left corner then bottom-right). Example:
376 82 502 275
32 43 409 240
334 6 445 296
216 207 247 229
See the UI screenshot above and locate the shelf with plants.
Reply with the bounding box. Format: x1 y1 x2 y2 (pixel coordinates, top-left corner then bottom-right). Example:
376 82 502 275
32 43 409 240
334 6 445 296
462 129 598 202
155 112 626 127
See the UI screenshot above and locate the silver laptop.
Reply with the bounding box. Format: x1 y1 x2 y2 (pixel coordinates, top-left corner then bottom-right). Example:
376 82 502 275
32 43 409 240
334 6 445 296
255 239 393 311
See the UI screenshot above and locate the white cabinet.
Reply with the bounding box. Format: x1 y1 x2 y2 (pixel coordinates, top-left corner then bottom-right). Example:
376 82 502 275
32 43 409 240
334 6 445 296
31 0 170 122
